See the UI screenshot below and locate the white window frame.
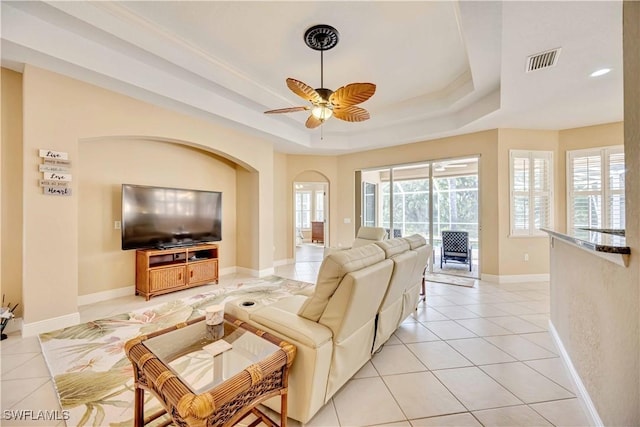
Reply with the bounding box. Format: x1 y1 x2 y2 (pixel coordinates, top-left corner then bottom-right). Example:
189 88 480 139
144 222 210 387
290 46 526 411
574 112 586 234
509 150 554 237
314 190 325 221
566 146 625 230
295 191 312 229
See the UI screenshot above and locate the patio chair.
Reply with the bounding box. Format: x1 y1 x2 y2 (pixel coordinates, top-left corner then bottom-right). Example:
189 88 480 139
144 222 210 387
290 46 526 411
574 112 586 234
385 228 402 238
441 230 472 271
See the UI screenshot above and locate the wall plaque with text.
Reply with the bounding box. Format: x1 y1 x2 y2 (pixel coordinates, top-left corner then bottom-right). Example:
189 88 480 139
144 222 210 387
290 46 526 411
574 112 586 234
44 187 72 196
43 158 71 166
40 149 72 196
39 164 71 173
40 180 70 188
43 172 72 181
39 149 69 160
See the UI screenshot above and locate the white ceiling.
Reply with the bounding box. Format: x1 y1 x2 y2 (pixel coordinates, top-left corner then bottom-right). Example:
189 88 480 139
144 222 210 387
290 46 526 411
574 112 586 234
1 1 623 155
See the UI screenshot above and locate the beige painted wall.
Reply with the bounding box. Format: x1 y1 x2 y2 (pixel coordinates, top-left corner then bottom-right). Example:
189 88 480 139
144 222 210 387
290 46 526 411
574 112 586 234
1 68 24 317
549 238 638 425
273 152 289 262
78 139 237 296
236 167 260 273
626 2 640 420
20 65 274 326
497 129 559 276
549 4 639 424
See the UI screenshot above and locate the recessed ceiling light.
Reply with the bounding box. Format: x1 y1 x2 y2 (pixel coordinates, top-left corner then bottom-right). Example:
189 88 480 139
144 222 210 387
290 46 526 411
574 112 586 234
590 68 611 77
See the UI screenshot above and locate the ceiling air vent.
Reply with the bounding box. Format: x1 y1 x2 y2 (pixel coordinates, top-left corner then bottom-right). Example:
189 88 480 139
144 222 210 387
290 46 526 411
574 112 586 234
526 48 561 72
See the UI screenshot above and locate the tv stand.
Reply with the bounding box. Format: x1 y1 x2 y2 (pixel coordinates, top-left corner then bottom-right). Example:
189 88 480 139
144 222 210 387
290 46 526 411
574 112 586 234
135 244 219 300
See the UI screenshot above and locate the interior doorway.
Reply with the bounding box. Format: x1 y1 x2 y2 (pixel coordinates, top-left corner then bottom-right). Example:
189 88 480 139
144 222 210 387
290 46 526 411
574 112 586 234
293 180 328 263
359 156 480 279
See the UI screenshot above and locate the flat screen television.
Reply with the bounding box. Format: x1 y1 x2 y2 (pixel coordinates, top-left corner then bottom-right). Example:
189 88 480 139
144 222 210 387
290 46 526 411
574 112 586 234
121 184 222 250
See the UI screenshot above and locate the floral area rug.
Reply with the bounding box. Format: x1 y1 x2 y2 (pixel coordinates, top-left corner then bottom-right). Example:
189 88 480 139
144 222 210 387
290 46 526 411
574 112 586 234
39 276 314 427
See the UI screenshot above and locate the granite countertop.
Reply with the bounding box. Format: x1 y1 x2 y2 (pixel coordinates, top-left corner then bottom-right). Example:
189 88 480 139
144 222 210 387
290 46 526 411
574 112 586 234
541 227 630 255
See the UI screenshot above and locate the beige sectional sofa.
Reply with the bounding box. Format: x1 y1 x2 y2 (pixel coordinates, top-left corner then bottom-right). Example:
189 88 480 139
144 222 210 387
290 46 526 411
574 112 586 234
225 235 431 423
322 226 387 258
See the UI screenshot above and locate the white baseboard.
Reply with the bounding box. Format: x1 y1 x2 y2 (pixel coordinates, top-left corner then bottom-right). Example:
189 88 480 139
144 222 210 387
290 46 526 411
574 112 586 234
481 273 550 283
274 258 294 267
548 320 603 427
235 266 275 278
234 267 256 277
3 317 23 335
219 266 237 276
258 267 276 277
22 312 81 337
78 286 135 306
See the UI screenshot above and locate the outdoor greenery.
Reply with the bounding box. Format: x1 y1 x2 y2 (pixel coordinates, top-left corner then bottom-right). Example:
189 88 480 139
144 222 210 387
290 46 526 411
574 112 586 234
380 175 479 245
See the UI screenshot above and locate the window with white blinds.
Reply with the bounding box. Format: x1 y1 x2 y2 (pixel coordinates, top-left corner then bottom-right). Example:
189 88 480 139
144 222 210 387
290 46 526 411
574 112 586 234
295 191 312 229
315 191 325 221
510 150 553 236
567 146 625 230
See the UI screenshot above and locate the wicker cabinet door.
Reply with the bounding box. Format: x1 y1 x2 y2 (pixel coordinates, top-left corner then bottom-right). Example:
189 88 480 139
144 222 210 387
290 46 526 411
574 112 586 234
149 265 186 292
188 260 217 284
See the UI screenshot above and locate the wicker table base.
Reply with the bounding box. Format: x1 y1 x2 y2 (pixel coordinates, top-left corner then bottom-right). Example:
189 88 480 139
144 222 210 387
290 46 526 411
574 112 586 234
125 314 296 427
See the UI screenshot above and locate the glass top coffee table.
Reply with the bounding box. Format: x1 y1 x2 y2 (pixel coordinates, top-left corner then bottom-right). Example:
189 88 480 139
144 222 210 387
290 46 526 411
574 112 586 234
125 313 296 427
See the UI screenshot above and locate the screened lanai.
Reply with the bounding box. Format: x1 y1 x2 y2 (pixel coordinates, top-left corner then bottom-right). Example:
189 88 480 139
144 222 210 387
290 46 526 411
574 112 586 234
360 157 480 279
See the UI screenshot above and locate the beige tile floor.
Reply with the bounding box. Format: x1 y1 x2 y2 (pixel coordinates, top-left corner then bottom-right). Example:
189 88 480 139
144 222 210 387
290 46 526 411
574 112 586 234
0 254 591 427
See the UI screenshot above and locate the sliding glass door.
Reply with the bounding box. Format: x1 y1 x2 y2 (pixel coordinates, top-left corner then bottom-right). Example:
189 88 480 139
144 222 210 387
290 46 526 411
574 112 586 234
359 157 480 279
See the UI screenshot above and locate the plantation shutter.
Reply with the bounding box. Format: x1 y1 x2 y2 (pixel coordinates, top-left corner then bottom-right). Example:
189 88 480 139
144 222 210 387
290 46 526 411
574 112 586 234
569 153 601 228
510 150 553 236
567 146 624 230
533 155 552 230
608 150 625 229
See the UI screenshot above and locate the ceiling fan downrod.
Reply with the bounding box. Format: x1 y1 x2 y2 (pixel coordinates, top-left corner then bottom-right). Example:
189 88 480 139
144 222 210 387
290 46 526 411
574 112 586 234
304 24 340 90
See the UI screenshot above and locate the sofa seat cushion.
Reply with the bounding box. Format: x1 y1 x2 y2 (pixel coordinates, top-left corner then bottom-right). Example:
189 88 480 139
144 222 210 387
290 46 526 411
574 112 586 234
298 244 385 321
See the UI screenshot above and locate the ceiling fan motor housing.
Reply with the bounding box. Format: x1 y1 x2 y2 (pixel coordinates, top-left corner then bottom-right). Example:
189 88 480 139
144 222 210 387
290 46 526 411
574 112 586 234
315 88 333 103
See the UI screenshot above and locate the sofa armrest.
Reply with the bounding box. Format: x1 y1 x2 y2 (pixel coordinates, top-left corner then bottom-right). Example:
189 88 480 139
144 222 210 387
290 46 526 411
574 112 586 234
251 306 333 349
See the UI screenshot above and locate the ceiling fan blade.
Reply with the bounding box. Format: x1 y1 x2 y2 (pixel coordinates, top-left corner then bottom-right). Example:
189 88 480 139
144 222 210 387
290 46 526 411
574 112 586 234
333 106 370 122
329 83 376 108
287 78 322 103
264 106 310 114
305 115 323 129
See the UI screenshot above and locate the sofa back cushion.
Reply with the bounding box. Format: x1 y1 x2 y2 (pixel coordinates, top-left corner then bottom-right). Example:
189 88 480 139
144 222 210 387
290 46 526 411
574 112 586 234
298 244 386 321
402 234 430 286
319 257 394 341
375 238 417 310
403 233 427 250
352 226 387 248
375 237 410 257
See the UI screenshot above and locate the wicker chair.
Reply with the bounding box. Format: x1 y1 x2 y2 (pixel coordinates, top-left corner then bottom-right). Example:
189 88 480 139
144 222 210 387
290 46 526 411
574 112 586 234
440 230 472 271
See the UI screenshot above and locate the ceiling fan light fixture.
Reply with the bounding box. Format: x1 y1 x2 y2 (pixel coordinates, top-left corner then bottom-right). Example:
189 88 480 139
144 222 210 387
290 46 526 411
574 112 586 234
311 105 333 121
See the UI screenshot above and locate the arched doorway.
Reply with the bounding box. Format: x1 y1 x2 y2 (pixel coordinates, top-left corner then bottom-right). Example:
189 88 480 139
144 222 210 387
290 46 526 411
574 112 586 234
293 171 329 263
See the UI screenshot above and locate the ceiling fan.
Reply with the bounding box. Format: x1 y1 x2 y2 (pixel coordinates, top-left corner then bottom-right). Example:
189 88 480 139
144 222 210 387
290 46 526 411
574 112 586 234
264 24 376 129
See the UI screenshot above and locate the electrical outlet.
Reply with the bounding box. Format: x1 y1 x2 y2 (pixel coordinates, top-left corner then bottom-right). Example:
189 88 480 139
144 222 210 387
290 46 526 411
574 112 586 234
114 221 121 230
524 253 529 261
343 218 351 224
